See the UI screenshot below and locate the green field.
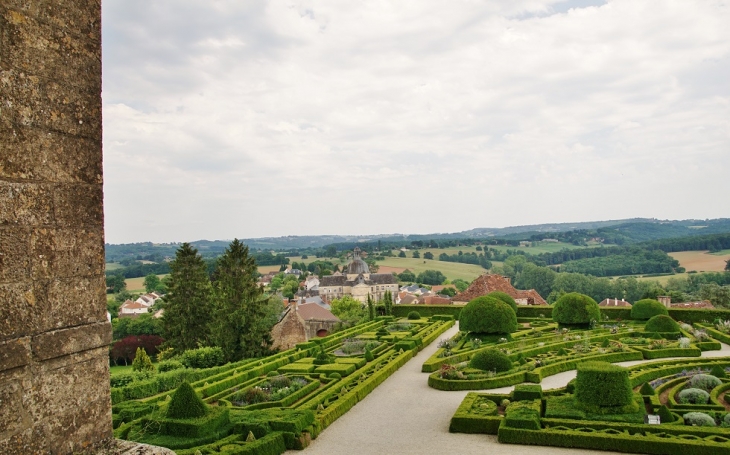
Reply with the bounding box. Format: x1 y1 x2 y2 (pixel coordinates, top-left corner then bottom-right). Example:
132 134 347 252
375 257 486 282
105 262 124 271
483 241 592 255
125 274 167 292
710 248 730 256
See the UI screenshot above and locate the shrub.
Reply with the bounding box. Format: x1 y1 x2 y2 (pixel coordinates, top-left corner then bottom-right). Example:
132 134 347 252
551 293 600 325
157 360 184 373
179 346 225 369
656 405 675 423
639 382 655 395
364 348 374 362
486 291 517 312
132 347 155 372
688 374 722 392
166 381 207 419
460 296 517 334
723 413 730 427
644 315 680 333
407 311 421 320
469 349 513 373
513 384 543 401
678 337 691 349
711 365 728 379
328 372 341 380
683 412 716 427
678 388 711 404
574 361 633 409
631 299 668 320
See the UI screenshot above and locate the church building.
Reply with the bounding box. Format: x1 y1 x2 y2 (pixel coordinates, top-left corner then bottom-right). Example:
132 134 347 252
319 248 399 303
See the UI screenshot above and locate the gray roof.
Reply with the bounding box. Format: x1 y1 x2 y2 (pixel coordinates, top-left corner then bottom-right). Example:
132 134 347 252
320 272 397 287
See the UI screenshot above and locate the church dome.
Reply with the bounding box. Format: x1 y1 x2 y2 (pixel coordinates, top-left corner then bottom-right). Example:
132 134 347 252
347 258 370 275
346 247 370 274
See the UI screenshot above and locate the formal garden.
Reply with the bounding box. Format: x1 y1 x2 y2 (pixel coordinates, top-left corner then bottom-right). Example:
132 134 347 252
111 315 454 454
417 292 730 454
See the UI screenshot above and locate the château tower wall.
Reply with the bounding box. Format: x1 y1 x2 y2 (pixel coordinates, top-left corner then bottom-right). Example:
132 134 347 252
0 1 112 453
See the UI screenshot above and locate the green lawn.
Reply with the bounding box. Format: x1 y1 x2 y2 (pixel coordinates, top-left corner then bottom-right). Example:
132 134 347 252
110 364 134 376
710 249 730 256
105 262 124 271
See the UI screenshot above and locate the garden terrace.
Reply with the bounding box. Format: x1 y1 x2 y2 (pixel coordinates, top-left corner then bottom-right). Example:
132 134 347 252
112 316 454 454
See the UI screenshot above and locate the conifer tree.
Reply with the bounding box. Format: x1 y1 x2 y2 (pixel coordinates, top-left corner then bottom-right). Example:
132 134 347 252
131 347 155 372
367 294 375 321
210 239 272 361
162 243 212 351
383 290 393 316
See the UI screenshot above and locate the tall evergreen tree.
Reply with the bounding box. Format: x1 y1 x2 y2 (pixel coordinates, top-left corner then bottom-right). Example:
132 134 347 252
210 239 272 361
367 294 375 321
383 290 393 316
162 243 212 351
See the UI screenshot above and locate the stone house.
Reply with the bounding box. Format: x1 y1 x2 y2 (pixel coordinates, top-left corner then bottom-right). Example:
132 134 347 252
318 248 399 303
270 302 340 351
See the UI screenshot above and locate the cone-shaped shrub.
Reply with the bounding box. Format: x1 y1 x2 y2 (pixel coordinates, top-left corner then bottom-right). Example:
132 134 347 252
639 382 655 396
631 299 668 320
575 361 633 408
460 296 517 334
166 381 207 419
644 315 679 333
469 349 512 373
552 293 600 325
486 291 517 312
656 405 675 423
364 348 374 362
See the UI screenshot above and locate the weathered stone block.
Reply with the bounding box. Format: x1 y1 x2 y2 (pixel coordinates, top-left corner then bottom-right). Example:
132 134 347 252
0 226 31 282
0 181 54 226
1 0 101 40
53 184 104 228
31 322 110 361
0 283 41 341
42 276 107 330
0 125 102 184
30 228 104 279
0 337 31 371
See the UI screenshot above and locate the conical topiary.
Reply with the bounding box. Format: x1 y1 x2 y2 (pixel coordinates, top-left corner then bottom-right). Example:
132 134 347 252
166 381 207 419
601 339 610 348
364 348 374 362
639 382 655 395
656 405 675 423
246 431 256 442
557 348 568 356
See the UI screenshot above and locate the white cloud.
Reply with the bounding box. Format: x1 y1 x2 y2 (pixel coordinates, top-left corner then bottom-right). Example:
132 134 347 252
102 0 730 243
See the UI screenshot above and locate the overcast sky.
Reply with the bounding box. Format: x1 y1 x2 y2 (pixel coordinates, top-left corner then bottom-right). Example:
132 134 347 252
102 0 730 244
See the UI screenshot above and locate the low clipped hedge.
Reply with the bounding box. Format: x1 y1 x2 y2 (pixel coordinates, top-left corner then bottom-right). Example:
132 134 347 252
449 393 501 434
504 399 541 430
513 384 543 401
314 363 356 377
632 346 702 360
177 432 287 455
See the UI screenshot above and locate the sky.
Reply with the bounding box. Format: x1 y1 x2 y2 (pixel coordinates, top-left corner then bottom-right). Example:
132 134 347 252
102 0 730 244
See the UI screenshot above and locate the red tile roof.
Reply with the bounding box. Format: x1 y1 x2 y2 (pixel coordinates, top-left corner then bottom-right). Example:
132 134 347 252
452 274 548 305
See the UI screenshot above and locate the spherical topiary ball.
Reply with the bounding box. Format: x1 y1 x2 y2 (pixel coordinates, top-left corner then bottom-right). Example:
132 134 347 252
644 315 680 333
486 291 518 312
552 293 601 325
469 349 513 373
407 311 421 320
631 299 669 320
460 296 517 334
677 388 710 405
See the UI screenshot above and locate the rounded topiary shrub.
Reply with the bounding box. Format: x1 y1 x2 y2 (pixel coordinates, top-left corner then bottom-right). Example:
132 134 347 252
407 311 421 320
678 388 710 405
166 381 207 419
644 315 680 333
460 296 517 334
688 374 722 392
469 348 513 373
575 361 633 409
486 291 518 312
630 299 668 320
683 412 716 427
552 293 601 325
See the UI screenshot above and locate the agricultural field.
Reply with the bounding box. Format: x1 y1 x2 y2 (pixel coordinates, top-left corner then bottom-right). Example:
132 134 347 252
106 262 125 271
670 250 730 273
375 257 487 282
125 274 167 292
483 241 592 255
111 316 454 454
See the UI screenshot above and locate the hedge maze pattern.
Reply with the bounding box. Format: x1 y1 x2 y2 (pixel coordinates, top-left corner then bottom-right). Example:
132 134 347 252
112 316 454 454
443 314 730 454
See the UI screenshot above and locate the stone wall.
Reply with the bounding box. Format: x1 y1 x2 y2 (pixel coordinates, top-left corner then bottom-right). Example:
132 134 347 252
271 308 308 351
0 1 111 453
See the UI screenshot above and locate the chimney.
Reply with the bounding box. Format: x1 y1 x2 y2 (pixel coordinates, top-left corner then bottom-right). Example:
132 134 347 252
657 296 671 308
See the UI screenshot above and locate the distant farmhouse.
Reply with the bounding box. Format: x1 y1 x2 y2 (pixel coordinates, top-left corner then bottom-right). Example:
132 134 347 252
318 248 399 303
452 274 547 305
